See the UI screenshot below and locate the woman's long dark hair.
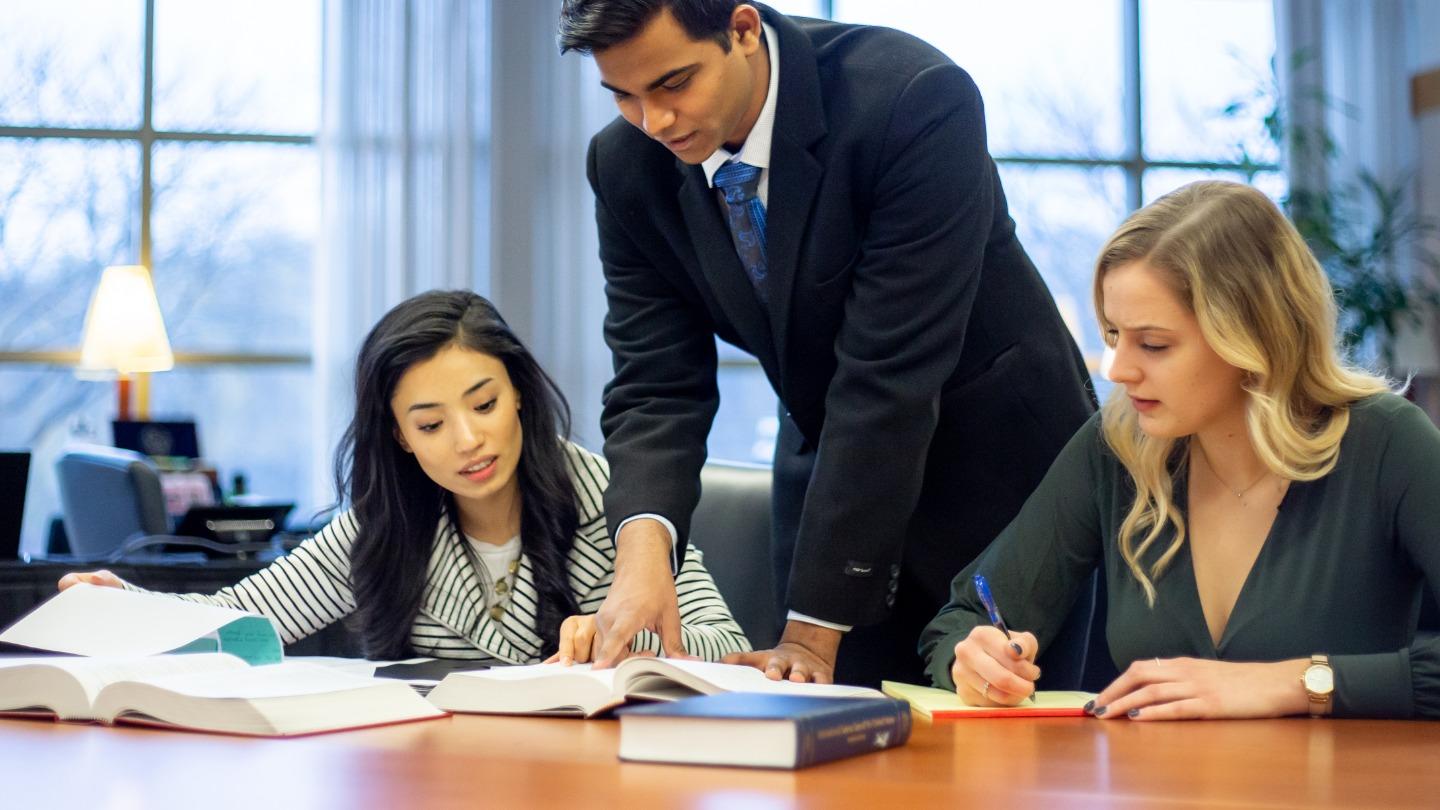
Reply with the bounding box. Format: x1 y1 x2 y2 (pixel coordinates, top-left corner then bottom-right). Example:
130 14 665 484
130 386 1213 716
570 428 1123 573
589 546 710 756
334 290 581 659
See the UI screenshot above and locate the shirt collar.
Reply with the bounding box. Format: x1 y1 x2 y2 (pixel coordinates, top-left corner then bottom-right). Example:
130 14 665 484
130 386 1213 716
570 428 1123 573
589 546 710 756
702 21 779 187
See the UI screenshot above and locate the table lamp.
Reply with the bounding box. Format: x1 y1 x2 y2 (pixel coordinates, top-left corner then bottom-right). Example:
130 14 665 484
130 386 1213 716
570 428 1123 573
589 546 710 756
77 264 174 420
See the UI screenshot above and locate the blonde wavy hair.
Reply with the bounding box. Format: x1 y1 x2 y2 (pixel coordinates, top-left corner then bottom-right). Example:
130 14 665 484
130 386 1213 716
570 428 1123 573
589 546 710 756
1093 181 1389 605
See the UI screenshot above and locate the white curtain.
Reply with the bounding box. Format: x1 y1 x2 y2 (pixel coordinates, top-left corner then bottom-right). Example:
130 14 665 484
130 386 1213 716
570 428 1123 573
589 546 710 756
314 0 488 502
486 2 616 452
1273 0 1438 369
313 0 615 503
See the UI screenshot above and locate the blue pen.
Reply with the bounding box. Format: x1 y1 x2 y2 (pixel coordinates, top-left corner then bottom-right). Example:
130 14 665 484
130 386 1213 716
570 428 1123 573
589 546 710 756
973 574 1035 702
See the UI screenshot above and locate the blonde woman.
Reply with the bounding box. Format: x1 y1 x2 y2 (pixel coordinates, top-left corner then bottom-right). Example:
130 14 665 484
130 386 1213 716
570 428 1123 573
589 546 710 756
920 180 1440 720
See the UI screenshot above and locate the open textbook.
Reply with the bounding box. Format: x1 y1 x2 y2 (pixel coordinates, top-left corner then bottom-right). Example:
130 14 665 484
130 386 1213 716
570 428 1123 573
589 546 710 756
0 654 445 736
0 582 282 664
428 657 884 718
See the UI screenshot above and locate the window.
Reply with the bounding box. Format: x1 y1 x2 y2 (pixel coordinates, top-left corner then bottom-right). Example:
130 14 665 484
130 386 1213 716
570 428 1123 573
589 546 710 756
0 0 321 554
707 0 1279 461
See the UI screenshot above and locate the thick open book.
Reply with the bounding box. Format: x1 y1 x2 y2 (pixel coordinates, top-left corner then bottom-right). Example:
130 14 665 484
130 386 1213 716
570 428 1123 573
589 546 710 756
0 653 446 736
882 681 1095 719
428 658 884 717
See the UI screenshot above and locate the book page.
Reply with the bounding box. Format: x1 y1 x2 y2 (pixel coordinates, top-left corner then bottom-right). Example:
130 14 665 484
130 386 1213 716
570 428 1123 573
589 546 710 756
114 661 392 700
0 584 281 664
427 663 622 715
462 662 616 687
0 653 246 706
622 659 885 699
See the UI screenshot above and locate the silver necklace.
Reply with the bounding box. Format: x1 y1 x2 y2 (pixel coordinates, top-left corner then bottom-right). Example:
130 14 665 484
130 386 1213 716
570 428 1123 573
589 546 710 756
1196 445 1270 501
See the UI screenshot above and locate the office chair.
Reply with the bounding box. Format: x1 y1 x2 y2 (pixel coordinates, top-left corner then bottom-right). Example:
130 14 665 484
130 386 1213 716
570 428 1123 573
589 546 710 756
55 444 170 559
689 462 783 649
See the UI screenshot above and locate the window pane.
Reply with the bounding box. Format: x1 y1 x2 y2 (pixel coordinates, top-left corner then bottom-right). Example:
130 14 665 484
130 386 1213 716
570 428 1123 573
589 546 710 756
1142 167 1252 205
0 364 107 556
766 0 825 16
1251 170 1288 205
1143 168 1288 208
997 163 1127 368
153 0 321 133
0 364 315 557
150 143 318 354
0 0 143 129
834 0 1124 158
147 365 316 514
1141 0 1278 163
712 358 779 465
0 139 140 352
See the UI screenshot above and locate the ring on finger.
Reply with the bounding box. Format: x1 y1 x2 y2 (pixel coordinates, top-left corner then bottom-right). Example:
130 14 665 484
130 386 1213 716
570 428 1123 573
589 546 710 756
981 681 991 699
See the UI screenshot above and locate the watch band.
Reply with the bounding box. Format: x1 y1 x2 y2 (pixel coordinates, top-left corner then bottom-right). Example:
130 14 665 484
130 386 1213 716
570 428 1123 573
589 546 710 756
1305 654 1333 717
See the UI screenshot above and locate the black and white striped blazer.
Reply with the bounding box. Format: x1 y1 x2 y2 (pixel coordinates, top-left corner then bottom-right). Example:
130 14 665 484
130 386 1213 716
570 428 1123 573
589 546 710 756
162 442 752 664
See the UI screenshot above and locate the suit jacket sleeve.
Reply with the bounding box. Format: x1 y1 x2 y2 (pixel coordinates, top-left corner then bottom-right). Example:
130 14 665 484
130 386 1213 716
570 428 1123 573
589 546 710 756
787 63 1005 625
587 137 718 553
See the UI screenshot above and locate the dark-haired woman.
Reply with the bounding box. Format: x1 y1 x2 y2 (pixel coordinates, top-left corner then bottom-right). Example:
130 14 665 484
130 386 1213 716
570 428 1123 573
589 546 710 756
60 290 750 664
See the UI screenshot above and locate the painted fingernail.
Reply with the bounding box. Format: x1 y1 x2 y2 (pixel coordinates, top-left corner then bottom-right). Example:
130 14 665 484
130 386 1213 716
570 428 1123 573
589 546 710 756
1083 699 1095 714
1009 642 1023 656
1127 708 1141 719
1093 705 1108 717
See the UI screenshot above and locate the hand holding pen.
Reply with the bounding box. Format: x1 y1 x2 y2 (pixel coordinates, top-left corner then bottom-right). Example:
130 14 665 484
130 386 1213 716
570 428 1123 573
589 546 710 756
948 574 1041 705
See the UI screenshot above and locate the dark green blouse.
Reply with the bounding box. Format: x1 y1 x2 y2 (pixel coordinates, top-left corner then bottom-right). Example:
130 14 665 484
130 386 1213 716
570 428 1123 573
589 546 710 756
920 393 1440 718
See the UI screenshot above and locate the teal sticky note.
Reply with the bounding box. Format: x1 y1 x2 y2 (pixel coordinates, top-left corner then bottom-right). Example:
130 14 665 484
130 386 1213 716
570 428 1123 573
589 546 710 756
215 616 283 665
168 636 221 654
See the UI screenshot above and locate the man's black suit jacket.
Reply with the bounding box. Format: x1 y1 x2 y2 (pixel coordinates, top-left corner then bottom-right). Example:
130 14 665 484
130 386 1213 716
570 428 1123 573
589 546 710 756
587 7 1095 628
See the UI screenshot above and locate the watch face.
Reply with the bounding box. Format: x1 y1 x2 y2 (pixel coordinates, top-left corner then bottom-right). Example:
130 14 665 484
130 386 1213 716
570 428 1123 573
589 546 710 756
1304 665 1334 693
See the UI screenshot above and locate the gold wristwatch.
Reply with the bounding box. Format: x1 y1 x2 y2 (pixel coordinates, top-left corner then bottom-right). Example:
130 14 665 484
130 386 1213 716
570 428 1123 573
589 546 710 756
1301 654 1334 717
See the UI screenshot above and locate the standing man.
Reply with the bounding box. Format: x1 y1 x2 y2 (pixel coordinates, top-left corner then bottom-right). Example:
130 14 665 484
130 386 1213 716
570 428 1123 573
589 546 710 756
560 0 1095 686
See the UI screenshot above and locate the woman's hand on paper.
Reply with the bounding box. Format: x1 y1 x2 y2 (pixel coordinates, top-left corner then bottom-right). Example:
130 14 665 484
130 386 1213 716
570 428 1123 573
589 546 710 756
57 570 124 591
1089 657 1310 720
951 625 1040 706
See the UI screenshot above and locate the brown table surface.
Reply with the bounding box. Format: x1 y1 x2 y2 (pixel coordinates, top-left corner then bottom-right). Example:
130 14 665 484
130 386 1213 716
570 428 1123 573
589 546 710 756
3 710 1438 809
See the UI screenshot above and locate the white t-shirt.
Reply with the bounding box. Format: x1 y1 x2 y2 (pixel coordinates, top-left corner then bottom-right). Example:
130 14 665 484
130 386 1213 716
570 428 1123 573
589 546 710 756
464 533 521 592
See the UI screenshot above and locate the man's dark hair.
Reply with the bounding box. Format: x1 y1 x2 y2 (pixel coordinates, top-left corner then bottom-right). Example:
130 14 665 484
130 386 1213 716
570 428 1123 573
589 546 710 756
557 0 741 55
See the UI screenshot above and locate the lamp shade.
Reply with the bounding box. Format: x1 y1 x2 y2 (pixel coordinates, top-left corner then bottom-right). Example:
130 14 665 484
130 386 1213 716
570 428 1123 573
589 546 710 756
78 265 174 376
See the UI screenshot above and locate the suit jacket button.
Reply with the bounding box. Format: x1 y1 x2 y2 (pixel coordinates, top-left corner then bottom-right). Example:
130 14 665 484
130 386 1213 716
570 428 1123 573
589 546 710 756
888 580 899 593
885 594 897 607
889 564 900 577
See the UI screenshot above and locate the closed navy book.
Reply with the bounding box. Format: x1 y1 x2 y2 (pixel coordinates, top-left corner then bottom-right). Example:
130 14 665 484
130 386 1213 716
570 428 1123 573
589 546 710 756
616 693 912 769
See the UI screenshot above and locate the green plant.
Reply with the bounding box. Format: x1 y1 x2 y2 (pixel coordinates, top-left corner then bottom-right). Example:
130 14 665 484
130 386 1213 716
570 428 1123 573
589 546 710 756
1225 54 1440 370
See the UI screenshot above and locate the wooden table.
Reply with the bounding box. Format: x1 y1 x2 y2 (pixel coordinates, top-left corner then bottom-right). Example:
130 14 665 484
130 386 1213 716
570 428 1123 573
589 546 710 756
2 711 1437 809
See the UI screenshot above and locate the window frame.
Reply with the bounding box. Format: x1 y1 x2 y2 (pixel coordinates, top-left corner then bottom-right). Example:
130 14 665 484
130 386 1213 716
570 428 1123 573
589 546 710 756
0 0 314 370
709 0 1279 462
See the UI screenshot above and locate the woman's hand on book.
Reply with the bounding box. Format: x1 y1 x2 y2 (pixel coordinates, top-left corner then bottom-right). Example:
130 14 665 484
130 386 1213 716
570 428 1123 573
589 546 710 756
57 570 124 591
547 615 601 666
950 626 1040 706
1088 657 1311 720
544 614 660 667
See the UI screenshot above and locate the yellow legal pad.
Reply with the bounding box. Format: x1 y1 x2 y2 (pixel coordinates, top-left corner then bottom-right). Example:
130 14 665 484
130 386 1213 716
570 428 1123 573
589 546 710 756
881 681 1095 719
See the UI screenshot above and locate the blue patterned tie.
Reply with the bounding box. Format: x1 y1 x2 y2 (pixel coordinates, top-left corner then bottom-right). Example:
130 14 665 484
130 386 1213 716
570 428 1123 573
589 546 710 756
712 161 768 301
